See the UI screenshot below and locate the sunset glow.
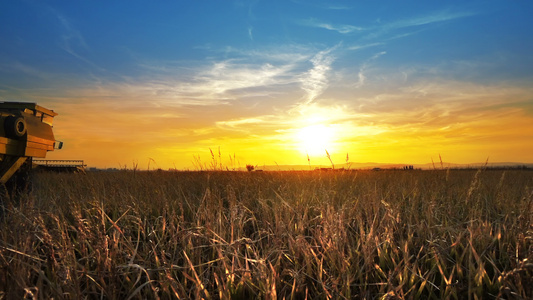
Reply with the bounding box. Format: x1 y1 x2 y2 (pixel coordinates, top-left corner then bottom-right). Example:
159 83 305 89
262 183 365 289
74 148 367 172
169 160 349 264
1 1 532 169
296 124 337 157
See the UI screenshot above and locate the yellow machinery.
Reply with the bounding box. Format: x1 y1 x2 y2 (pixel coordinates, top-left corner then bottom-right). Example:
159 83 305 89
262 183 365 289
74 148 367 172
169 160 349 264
0 102 61 185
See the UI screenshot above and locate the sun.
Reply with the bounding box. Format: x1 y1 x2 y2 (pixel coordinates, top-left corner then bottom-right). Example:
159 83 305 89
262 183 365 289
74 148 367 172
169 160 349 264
296 124 336 156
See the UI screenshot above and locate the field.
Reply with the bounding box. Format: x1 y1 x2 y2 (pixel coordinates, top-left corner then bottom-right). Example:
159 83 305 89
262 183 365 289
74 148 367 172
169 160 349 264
0 169 532 299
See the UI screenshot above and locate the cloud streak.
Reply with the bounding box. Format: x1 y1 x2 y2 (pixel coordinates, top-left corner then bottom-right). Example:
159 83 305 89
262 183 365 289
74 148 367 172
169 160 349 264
299 45 339 105
364 10 477 40
300 19 363 34
299 10 476 41
51 10 101 70
345 50 387 89
114 45 344 109
386 10 476 30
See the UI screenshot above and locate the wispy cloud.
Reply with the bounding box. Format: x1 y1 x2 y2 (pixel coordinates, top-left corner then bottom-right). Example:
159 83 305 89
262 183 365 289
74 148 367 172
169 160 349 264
291 0 352 11
325 5 353 10
196 44 312 63
1 61 53 80
119 45 327 108
299 45 340 105
55 13 89 51
185 60 298 101
298 19 363 34
348 42 384 51
387 10 476 30
48 8 114 75
352 51 386 88
248 26 254 41
47 52 303 108
217 117 267 129
300 10 476 41
364 10 477 40
53 12 93 64
354 80 533 128
320 23 363 34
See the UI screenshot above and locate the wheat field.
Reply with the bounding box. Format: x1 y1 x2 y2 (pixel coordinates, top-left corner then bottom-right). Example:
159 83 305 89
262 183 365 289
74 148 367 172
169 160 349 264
0 169 532 299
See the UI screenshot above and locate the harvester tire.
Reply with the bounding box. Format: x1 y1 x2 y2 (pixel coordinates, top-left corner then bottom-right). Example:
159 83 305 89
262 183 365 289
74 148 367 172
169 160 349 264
4 116 27 138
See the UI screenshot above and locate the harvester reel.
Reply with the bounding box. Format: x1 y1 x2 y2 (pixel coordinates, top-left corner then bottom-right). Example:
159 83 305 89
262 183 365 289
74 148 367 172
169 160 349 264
4 116 27 138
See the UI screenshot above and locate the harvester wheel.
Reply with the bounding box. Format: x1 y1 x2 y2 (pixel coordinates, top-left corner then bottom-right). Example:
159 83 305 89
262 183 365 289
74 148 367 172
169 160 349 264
4 116 27 138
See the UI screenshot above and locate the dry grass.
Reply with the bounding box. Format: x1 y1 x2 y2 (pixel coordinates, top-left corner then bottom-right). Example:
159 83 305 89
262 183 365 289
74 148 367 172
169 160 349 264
0 169 532 299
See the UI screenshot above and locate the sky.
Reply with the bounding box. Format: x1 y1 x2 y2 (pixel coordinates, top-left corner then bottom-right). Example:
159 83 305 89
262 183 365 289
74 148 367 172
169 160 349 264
1 1 532 169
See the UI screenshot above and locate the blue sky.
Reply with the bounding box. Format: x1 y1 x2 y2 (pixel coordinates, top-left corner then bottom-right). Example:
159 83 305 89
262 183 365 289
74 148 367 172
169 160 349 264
1 1 532 168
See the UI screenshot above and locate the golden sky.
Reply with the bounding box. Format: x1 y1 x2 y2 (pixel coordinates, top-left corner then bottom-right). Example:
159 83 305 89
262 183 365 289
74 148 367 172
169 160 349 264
2 2 532 169
42 79 533 169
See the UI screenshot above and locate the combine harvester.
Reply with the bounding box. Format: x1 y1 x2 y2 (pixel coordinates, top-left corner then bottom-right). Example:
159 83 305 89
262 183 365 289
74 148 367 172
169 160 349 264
0 102 62 191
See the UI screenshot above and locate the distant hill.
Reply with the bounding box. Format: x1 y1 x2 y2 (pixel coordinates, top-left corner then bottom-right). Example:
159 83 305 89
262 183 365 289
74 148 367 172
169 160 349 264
252 162 533 171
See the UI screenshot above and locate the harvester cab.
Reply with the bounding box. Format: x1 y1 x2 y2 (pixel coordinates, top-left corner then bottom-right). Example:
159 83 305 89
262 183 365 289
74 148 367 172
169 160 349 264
0 102 61 185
